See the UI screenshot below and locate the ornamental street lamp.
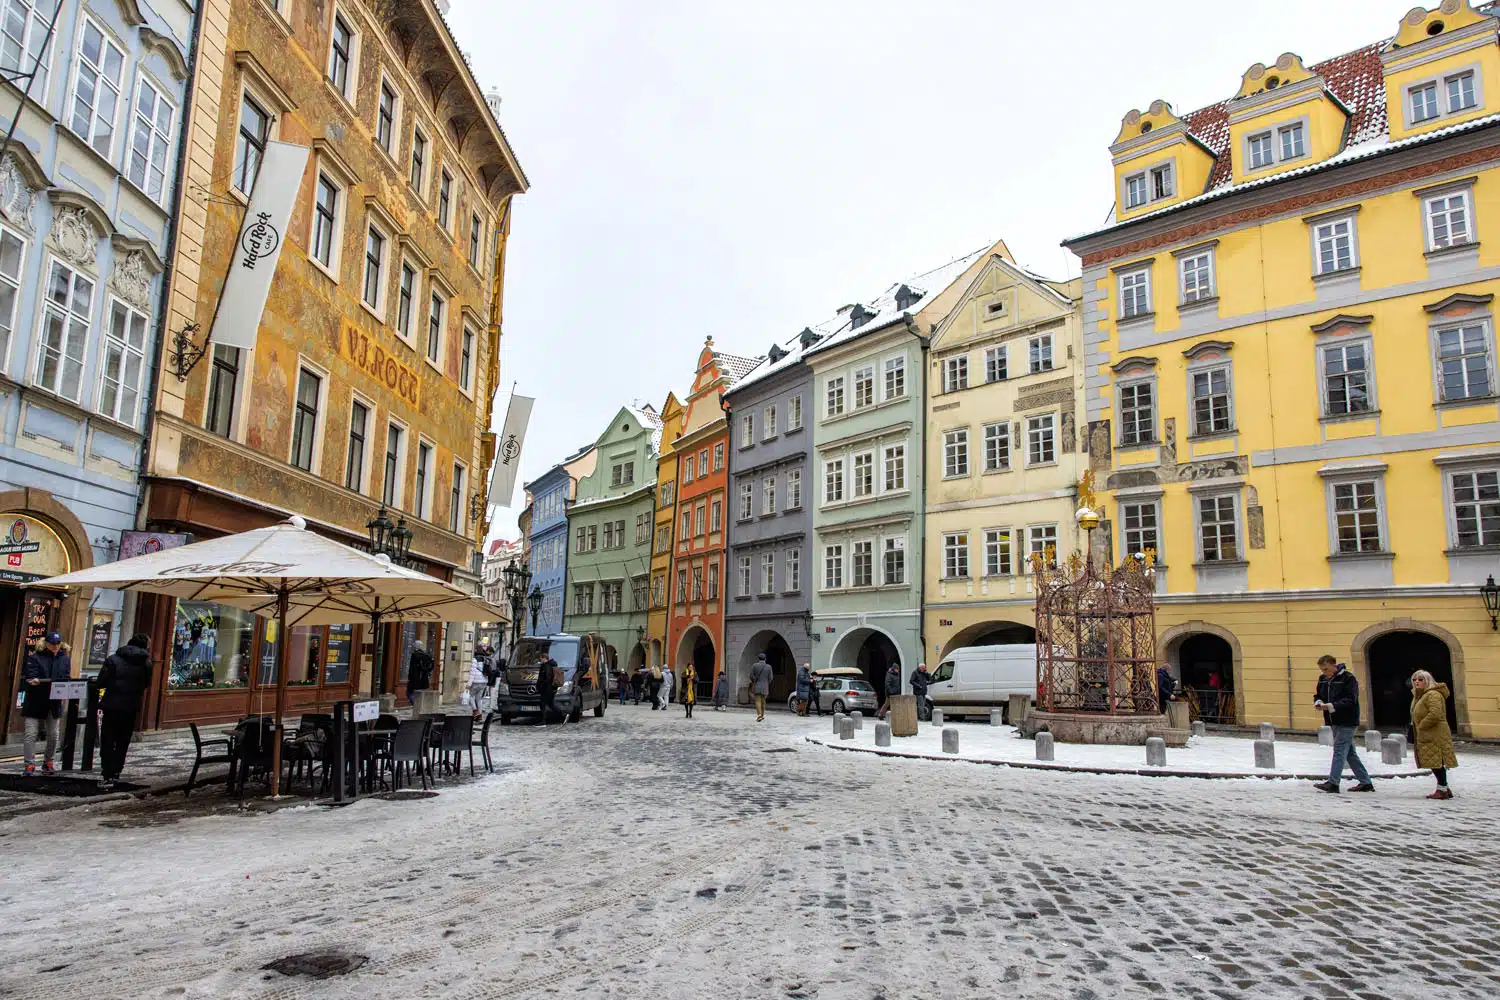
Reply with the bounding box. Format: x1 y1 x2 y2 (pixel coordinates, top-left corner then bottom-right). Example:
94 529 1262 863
1483 574 1500 631
527 584 543 637
365 505 415 697
502 558 533 660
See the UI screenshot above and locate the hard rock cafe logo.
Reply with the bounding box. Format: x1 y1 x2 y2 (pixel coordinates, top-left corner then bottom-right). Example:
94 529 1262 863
500 434 521 465
240 211 280 269
7 518 27 546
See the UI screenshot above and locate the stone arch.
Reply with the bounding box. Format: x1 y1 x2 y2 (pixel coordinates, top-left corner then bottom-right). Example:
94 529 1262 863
648 638 662 670
939 618 1037 659
1158 620 1244 725
675 623 717 699
830 625 904 700
1350 618 1469 735
0 488 96 658
737 628 797 703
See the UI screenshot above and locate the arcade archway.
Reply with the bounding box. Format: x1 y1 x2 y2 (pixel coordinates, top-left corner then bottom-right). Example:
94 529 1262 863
675 625 716 700
830 626 901 700
939 620 1036 659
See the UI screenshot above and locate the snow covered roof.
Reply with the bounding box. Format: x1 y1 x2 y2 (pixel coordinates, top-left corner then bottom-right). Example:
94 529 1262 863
715 351 764 385
625 403 665 453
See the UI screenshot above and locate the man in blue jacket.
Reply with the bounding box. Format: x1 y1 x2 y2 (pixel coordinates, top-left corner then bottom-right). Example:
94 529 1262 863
21 632 72 774
1313 654 1374 794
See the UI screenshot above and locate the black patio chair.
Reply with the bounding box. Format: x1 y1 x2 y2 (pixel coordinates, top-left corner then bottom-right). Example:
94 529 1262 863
233 717 278 799
388 719 432 790
184 722 236 797
471 712 497 773
283 718 331 794
437 714 475 777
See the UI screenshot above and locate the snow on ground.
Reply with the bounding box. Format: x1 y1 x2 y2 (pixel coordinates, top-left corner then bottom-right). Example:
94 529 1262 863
801 715 1491 779
0 706 1496 1000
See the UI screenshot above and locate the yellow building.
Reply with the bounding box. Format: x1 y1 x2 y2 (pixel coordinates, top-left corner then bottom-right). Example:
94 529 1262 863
1064 1 1500 737
647 393 685 669
922 247 1087 663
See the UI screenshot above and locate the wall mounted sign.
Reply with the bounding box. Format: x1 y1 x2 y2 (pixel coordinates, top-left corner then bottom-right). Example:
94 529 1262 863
0 516 69 584
340 320 420 406
120 530 191 561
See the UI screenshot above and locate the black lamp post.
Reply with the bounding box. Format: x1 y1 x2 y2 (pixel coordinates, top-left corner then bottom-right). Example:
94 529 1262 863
365 505 415 697
527 584 543 637
502 558 533 660
1483 574 1500 631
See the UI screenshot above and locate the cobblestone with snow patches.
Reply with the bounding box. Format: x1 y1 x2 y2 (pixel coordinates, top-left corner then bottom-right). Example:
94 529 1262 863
0 707 1496 999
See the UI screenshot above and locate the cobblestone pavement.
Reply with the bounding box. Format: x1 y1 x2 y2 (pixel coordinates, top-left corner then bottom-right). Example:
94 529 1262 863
0 706 1496 1000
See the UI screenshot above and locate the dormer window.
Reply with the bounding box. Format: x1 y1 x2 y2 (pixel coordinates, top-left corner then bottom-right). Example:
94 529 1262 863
1412 82 1440 123
1242 116 1311 173
849 304 875 329
1400 65 1484 131
1279 122 1305 160
1151 164 1173 199
1448 71 1476 112
1248 132 1274 169
1125 173 1148 209
894 284 923 311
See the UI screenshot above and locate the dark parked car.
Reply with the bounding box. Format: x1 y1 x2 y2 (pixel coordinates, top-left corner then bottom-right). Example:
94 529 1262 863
498 633 608 724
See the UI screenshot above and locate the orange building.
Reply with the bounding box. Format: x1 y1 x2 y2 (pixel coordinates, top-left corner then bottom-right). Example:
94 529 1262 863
666 339 760 699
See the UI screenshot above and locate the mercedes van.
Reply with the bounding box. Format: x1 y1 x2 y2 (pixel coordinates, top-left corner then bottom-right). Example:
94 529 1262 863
498 633 609 724
927 644 1037 720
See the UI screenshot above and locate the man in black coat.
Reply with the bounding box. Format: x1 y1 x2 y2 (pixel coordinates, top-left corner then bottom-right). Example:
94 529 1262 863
878 662 902 720
1156 666 1176 713
407 640 434 704
536 655 559 728
96 634 153 787
21 632 71 774
1313 654 1373 794
908 662 931 721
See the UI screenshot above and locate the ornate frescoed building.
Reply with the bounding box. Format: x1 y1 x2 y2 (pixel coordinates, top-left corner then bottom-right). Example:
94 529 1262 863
646 393 683 671
665 338 760 700
922 246 1087 665
0 0 196 737
1064 0 1500 737
563 404 661 671
804 249 991 697
135 0 526 726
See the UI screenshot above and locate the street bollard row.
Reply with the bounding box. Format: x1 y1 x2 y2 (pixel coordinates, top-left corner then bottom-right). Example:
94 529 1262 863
1254 739 1275 769
941 727 959 754
1145 737 1166 767
1364 730 1383 753
839 716 855 741
1381 737 1402 765
851 711 863 731
1035 732 1055 761
874 721 891 747
931 708 944 727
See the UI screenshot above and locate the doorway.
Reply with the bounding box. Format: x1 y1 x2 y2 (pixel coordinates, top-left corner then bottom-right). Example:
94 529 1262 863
1367 631 1456 732
0 589 61 738
677 626 717 700
834 628 901 700
1173 633 1234 724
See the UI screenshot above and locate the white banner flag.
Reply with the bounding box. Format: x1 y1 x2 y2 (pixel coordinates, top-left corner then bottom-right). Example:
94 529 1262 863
209 141 311 349
487 394 534 509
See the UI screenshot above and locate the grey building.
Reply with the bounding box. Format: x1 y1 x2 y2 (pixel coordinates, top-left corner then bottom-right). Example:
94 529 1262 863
722 328 823 704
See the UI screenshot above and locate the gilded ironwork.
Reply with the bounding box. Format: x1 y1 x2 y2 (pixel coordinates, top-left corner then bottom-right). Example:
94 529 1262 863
1034 546 1159 715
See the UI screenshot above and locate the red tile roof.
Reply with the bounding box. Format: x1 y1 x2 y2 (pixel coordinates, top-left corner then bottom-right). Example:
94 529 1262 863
1181 43 1388 193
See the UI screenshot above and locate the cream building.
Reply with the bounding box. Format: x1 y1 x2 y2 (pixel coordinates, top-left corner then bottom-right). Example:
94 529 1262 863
923 247 1087 663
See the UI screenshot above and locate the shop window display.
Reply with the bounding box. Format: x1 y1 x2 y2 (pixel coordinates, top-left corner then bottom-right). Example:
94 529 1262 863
325 624 353 684
170 601 254 689
258 623 322 686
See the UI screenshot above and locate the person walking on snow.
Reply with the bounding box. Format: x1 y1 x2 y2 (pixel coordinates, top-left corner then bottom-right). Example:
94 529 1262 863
21 632 71 774
468 649 489 720
909 662 932 721
878 661 902 720
659 665 675 711
96 633 152 788
681 663 697 717
712 667 730 711
536 653 560 728
1156 665 1176 714
1313 654 1374 793
648 665 663 710
407 640 434 706
795 662 812 716
1411 669 1458 799
748 653 773 722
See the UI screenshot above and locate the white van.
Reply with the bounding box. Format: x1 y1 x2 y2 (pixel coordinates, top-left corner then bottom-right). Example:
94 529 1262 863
927 644 1037 720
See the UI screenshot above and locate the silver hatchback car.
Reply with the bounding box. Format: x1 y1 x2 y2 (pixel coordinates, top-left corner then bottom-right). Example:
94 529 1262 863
789 673 880 716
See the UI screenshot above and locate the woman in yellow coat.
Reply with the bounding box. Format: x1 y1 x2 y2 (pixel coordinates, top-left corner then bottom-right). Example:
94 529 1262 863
681 663 697 718
1411 670 1458 800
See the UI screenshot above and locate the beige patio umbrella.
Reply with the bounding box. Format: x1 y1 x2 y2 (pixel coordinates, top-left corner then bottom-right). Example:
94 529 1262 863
39 515 499 795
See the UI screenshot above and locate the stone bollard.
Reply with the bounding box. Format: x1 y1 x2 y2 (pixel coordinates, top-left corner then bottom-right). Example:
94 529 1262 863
1364 730 1383 753
874 721 891 748
1259 722 1275 742
1190 720 1206 738
1035 731 1055 761
832 713 845 735
1394 733 1408 758
1145 737 1167 767
1381 737 1402 765
990 708 1003 727
839 716 855 741
1318 726 1334 746
1253 739 1275 769
942 727 960 754
851 711 864 731
931 708 944 727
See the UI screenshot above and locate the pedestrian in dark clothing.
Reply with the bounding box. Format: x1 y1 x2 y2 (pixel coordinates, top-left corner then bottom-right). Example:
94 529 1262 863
647 666 663 710
21 632 71 774
631 668 645 704
712 668 730 711
794 663 812 716
618 670 630 705
748 654 773 721
407 640 434 704
1156 666 1176 714
537 655 559 728
96 634 153 787
1313 654 1373 793
878 662 902 720
908 663 930 721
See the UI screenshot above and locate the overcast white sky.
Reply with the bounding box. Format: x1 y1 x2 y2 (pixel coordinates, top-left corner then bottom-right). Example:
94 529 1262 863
451 1 1402 541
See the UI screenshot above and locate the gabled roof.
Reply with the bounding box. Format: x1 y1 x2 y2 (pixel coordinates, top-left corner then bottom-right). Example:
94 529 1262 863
714 351 764 385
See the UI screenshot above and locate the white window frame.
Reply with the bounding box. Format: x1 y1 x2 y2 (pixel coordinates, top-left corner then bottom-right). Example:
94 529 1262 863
382 417 408 509
1150 162 1173 200
1028 334 1053 374
1247 130 1274 170
126 74 176 204
1028 524 1059 567
942 355 968 393
943 532 969 580
1318 336 1376 418
1445 465 1500 550
982 421 1009 472
1310 214 1359 276
1178 247 1215 304
0 0 58 107
825 375 845 417
409 125 428 195
984 345 1006 383
0 222 26 373
982 528 1013 577
1446 69 1479 114
787 468 802 509
1188 360 1235 436
763 403 777 439
67 15 125 159
437 167 454 232
1424 188 1474 252
468 211 484 271
288 359 329 474
786 548 801 592
1118 267 1151 319
737 555 751 596
1026 413 1056 467
449 460 467 534
33 256 93 403
459 324 475 394
943 428 969 478
1325 475 1387 556
232 87 274 198
762 475 776 515
1116 376 1157 446
327 6 359 103
823 458 844 505
851 539 873 588
1119 499 1161 560
883 353 906 400
1194 492 1242 564
96 295 149 425
425 286 447 369
787 394 803 430
310 169 346 279
1123 171 1148 209
853 363 875 409
883 535 905 586
851 450 874 498
413 437 436 521
823 544 843 591
883 443 906 492
1431 318 1495 403
739 412 753 448
1278 121 1306 161
395 259 420 344
738 481 753 521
